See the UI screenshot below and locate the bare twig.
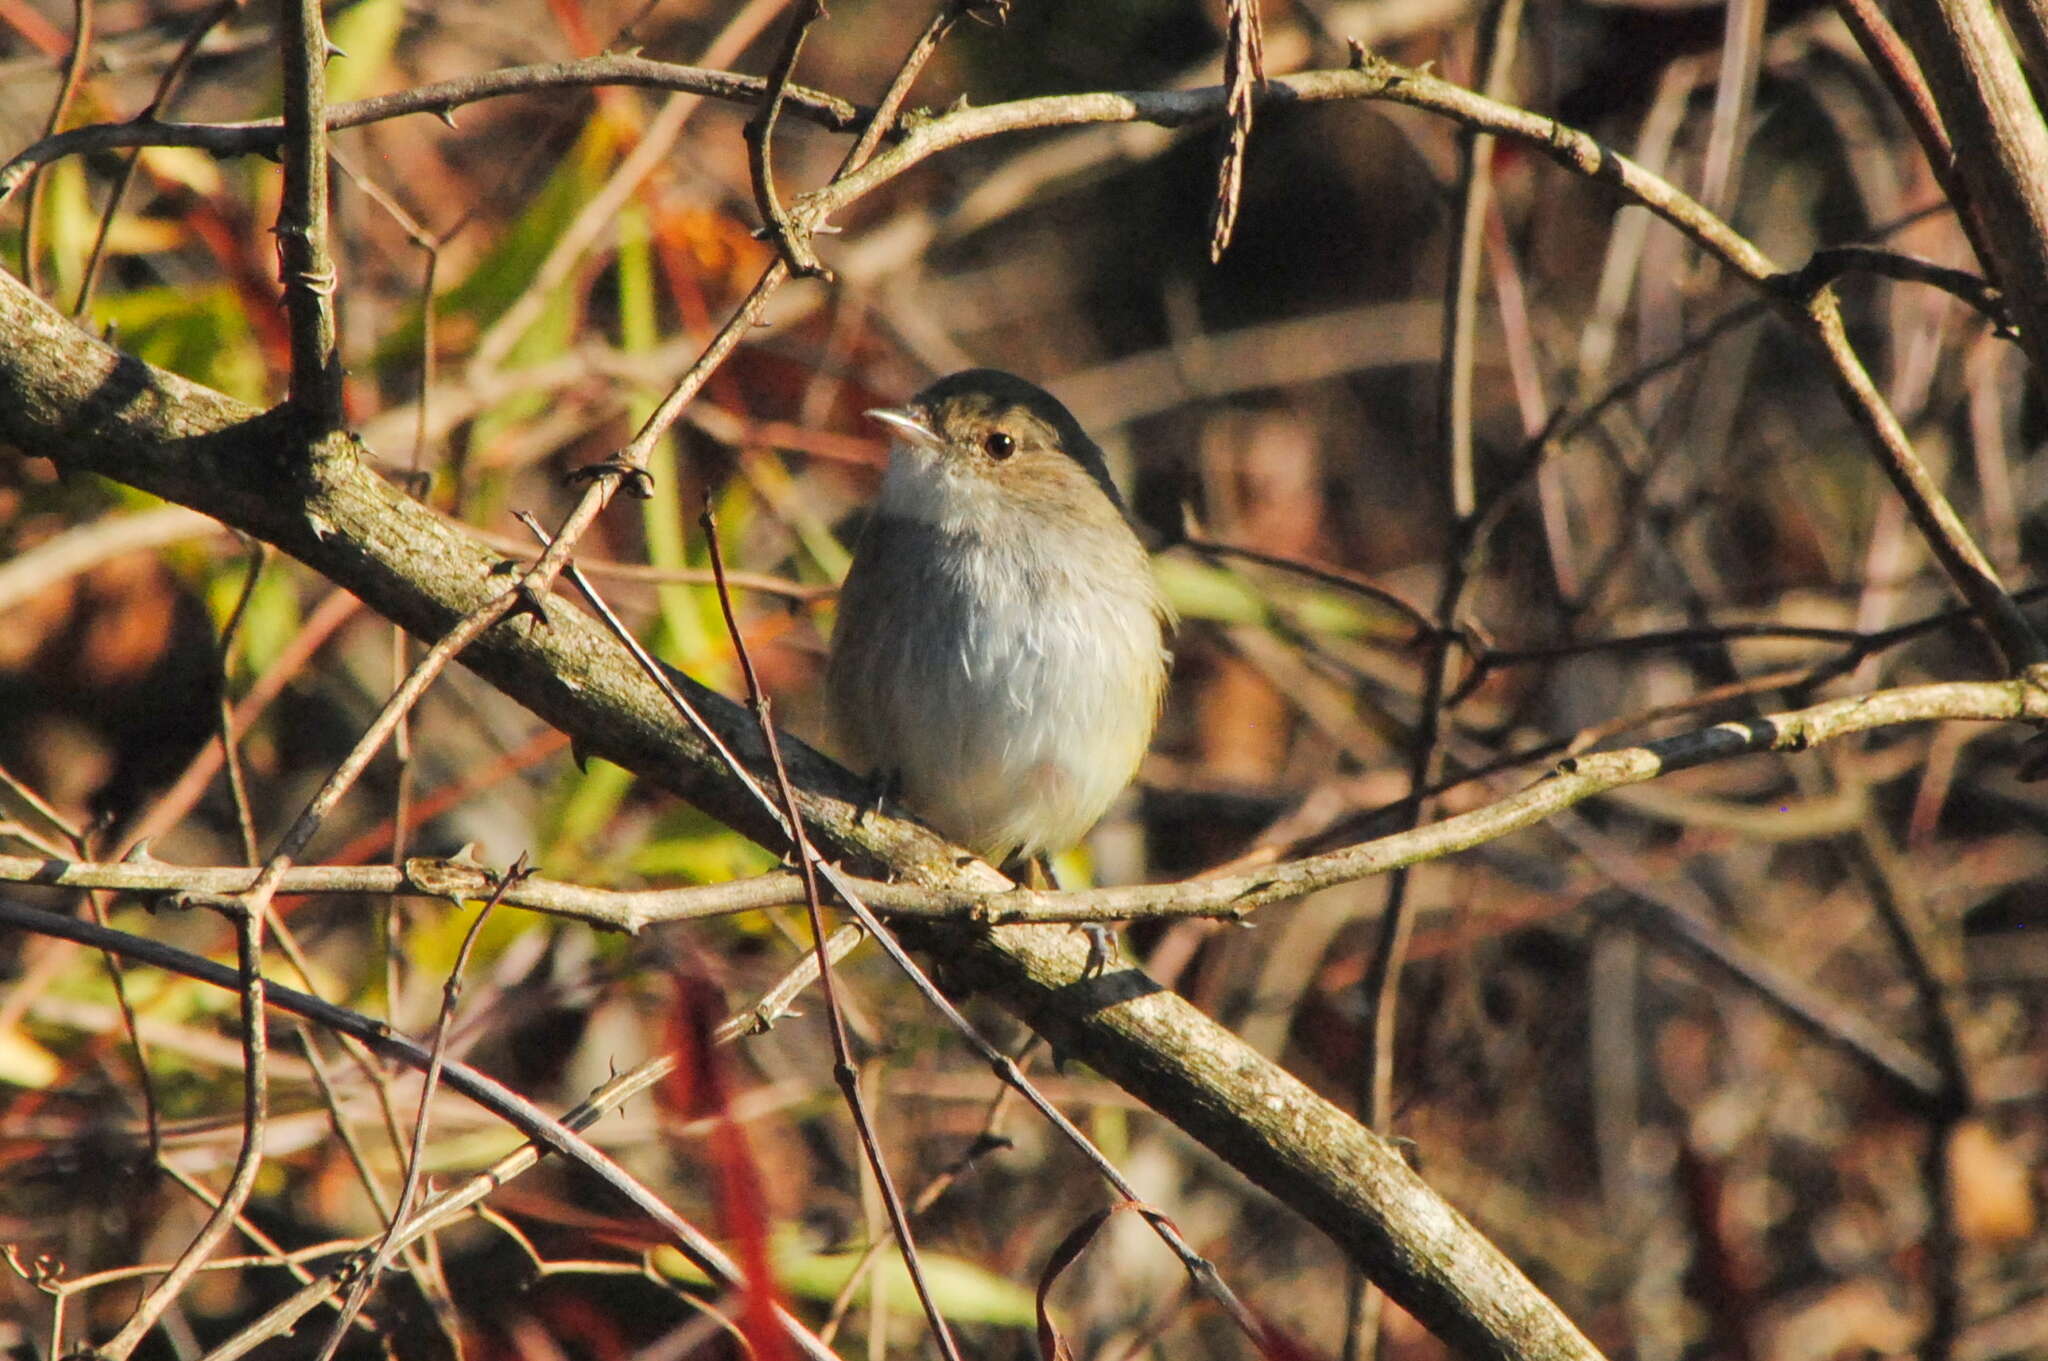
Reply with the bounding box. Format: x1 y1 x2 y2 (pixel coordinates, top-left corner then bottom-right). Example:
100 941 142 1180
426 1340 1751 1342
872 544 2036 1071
15 673 2048 938
1827 0 1998 283
0 54 865 205
818 1053 1027 1344
0 897 841 1361
1787 244 2009 333
313 857 529 1361
122 587 361 853
72 0 240 317
214 545 269 864
465 0 790 378
745 0 831 278
94 901 267 1360
1350 11 1522 1354
1182 531 1433 639
89 470 626 1355
19 0 92 293
701 504 964 1361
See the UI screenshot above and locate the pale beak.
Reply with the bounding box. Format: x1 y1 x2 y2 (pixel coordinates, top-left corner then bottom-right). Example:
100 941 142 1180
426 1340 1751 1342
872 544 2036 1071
865 405 943 450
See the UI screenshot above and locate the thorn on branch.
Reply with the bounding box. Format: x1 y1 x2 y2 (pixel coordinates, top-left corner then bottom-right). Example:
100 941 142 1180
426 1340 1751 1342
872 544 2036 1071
565 453 656 498
505 581 550 627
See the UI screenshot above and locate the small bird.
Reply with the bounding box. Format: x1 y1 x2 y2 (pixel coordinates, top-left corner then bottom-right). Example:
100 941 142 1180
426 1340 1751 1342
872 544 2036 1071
827 369 1172 872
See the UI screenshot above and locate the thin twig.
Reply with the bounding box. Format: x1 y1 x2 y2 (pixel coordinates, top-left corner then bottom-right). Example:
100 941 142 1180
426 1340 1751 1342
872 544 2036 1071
73 0 240 317
19 0 92 293
1182 532 1433 639
215 544 269 864
1349 15 1521 1356
464 0 790 379
188 943 854 1361
0 896 841 1361
1888 0 2048 383
1827 0 1992 278
122 587 362 854
1842 822 1973 1360
95 902 268 1361
0 54 866 205
314 857 529 1361
818 1049 1027 1344
702 504 963 1361
1787 244 2009 333
745 0 831 278
91 489 616 1356
1551 813 1949 1110
17 666 2048 933
294 1023 402 1226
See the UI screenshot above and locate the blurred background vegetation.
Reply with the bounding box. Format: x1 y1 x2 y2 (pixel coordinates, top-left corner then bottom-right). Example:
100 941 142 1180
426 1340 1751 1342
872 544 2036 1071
1 0 2045 1357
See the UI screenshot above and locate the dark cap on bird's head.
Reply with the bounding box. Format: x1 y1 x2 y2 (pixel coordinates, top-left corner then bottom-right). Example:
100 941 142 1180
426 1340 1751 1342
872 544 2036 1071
867 368 1126 511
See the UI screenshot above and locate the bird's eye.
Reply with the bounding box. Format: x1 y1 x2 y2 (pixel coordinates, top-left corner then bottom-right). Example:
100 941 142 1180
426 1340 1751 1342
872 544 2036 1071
984 431 1016 460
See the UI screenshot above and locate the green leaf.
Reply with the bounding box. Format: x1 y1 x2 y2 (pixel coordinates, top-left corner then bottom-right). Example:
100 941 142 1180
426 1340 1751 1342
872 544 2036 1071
1153 554 1399 638
90 283 268 403
208 558 302 681
543 756 637 875
630 804 776 883
653 1231 1039 1327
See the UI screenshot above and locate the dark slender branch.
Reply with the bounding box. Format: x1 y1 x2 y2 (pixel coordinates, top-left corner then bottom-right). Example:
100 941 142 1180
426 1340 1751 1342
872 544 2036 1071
1351 20 1522 1355
0 896 840 1361
314 859 526 1361
818 1048 1029 1345
10 672 2048 934
184 949 872 1359
1786 244 2010 334
73 0 238 317
1183 532 1434 639
96 901 267 1361
0 55 866 205
1827 0 2000 285
1842 827 1973 1360
1558 820 1950 1111
20 0 93 293
744 0 830 278
215 544 269 864
702 505 964 1361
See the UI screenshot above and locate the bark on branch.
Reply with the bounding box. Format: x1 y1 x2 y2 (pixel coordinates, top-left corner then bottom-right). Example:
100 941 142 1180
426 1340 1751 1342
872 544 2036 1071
0 264 1601 1361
